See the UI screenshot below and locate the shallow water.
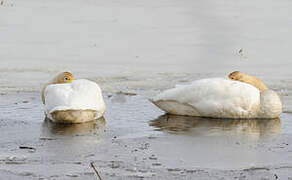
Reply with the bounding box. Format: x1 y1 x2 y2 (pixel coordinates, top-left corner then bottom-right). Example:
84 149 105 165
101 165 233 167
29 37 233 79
1 92 292 179
1 0 292 179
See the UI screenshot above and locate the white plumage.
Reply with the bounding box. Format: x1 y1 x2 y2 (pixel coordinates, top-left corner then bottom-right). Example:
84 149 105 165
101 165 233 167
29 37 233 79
151 78 282 119
44 79 106 123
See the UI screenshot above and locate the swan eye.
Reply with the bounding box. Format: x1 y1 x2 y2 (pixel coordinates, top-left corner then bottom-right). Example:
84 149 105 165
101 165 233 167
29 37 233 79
63 75 74 82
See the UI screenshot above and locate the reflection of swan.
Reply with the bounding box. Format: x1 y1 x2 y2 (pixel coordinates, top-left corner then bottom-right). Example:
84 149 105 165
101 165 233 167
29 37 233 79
43 72 106 123
41 117 105 136
150 78 282 119
149 115 281 137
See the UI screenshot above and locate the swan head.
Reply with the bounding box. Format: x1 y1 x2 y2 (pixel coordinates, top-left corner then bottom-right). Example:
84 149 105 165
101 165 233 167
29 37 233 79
228 71 268 92
55 72 74 84
228 71 244 81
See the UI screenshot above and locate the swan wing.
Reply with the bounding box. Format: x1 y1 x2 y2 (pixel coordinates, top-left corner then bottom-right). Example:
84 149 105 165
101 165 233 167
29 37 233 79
152 78 260 118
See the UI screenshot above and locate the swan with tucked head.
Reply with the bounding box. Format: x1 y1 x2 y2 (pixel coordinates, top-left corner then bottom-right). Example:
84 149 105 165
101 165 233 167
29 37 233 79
42 72 74 104
42 72 106 123
150 72 282 119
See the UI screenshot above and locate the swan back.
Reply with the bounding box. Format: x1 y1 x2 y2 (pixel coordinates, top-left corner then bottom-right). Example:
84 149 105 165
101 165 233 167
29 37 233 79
44 79 106 120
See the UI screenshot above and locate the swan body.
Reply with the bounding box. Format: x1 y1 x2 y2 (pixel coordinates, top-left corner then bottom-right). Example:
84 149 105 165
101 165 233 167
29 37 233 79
150 78 282 119
44 79 106 123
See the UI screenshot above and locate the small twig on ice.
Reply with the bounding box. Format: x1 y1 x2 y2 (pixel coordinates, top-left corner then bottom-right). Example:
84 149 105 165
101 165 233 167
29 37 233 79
90 162 102 180
19 146 36 150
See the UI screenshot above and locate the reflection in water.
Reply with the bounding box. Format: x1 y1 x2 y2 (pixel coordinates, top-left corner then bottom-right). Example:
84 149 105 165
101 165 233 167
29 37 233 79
41 117 106 137
149 115 281 138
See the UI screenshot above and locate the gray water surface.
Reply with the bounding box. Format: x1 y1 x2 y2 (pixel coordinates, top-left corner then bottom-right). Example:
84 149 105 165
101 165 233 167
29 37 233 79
1 92 292 179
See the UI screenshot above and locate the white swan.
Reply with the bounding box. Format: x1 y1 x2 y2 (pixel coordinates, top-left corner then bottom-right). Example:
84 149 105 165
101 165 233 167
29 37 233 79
150 76 282 119
42 72 106 123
